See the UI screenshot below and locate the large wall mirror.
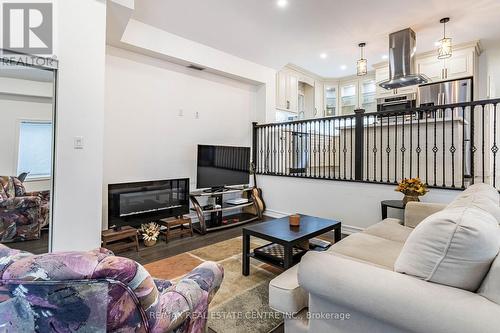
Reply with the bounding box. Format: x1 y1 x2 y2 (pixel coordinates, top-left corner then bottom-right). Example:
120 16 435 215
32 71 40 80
0 53 57 254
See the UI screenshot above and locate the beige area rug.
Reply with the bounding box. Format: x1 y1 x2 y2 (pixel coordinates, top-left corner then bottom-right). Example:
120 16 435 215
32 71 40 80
144 237 285 333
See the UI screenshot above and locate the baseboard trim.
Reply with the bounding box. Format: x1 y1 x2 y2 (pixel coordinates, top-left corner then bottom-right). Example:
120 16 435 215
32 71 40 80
263 209 364 235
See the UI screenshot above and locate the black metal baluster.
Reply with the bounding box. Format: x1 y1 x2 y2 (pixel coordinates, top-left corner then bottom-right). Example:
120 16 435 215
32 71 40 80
366 115 370 181
386 114 390 182
450 107 456 188
470 106 476 185
323 119 326 179
461 107 466 188
417 112 421 179
328 119 332 179
343 117 347 180
308 122 311 177
380 114 383 182
333 119 337 179
410 111 413 178
350 117 353 180
482 105 486 183
493 103 498 188
425 111 429 185
401 112 405 181
433 110 438 187
442 108 446 187
394 114 398 183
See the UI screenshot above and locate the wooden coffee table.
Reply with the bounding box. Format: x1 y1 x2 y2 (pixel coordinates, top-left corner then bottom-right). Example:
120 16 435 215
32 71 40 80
242 215 341 276
102 226 139 253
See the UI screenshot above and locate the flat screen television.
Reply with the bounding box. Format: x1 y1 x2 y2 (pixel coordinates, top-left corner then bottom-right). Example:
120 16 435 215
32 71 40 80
197 145 250 190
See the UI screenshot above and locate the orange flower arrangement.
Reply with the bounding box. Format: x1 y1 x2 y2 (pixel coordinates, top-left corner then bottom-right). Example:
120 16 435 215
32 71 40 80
395 178 428 197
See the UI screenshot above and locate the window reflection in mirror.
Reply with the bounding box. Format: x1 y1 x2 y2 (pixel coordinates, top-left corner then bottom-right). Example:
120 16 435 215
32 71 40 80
0 60 55 254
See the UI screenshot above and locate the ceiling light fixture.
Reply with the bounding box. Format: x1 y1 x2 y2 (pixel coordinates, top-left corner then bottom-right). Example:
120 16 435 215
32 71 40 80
357 42 367 76
277 0 288 8
438 17 452 59
381 54 388 60
340 65 347 70
320 53 328 59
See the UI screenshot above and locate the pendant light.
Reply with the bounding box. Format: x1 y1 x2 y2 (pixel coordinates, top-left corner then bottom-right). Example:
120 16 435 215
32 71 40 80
438 17 452 59
357 43 367 76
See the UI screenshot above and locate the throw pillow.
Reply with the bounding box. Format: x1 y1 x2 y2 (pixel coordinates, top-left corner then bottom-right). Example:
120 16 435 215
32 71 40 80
448 183 500 223
395 206 500 291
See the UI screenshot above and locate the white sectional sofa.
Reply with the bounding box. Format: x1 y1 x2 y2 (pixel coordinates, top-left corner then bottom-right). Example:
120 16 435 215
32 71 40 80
269 184 500 333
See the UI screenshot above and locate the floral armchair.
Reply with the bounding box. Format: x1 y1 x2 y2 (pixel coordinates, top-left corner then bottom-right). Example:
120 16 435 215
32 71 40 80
0 244 224 332
0 176 50 242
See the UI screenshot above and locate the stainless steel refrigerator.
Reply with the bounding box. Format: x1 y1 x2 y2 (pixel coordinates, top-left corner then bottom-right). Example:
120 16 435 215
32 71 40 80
418 78 472 106
418 77 473 176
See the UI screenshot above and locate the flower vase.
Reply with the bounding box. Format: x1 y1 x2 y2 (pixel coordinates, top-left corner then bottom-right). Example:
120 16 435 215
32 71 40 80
403 194 420 206
144 239 156 247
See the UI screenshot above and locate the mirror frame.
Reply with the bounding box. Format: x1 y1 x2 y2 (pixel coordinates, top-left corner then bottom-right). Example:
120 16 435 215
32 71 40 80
0 50 58 252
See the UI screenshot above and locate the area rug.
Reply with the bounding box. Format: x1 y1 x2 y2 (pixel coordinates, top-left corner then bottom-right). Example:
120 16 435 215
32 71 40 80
144 237 285 333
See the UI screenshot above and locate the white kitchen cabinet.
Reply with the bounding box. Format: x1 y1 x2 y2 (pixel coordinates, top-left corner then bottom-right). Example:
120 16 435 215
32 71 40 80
340 80 357 115
324 83 338 117
416 46 476 82
314 80 324 118
276 70 299 113
276 71 288 110
360 78 377 113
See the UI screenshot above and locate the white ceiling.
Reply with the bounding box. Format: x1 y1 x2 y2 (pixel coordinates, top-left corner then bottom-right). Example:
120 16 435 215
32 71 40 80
132 0 500 77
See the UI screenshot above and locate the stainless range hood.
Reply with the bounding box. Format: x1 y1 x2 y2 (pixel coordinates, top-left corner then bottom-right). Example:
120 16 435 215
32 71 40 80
379 28 428 90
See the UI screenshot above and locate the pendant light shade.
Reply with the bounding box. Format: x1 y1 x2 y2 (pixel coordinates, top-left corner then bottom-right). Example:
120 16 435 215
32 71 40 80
357 43 367 76
438 18 452 59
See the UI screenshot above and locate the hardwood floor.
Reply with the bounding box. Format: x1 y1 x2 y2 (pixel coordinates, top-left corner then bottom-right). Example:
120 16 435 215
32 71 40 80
7 229 49 254
120 216 274 265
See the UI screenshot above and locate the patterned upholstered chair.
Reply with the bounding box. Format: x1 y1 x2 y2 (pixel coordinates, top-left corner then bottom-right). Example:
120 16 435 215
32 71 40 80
0 244 224 332
0 176 50 242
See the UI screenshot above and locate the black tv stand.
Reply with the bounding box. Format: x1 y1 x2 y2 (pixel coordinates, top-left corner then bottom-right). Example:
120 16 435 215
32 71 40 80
190 188 262 234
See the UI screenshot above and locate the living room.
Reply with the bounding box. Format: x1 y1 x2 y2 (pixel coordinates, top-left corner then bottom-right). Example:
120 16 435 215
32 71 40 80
1 0 500 332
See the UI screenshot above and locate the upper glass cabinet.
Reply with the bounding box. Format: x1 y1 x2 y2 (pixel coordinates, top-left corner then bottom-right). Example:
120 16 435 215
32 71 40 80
325 85 337 117
361 79 376 113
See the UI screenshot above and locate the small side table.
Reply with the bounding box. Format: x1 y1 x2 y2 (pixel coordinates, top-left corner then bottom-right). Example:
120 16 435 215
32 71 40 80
102 226 139 253
381 200 405 219
160 217 193 242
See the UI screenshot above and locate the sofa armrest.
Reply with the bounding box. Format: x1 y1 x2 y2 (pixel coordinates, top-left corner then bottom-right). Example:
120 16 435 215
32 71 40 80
298 252 500 333
404 202 446 228
149 261 224 332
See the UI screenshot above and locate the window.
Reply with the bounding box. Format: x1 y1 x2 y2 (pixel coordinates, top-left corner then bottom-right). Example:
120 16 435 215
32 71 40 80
17 121 53 179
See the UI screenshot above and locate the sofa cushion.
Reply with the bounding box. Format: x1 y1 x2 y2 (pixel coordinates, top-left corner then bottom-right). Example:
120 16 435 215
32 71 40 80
448 183 500 224
269 264 308 314
328 233 405 270
364 218 412 243
395 206 500 291
478 252 500 304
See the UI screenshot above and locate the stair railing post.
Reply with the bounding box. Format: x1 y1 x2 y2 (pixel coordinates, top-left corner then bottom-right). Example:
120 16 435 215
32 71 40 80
354 109 365 181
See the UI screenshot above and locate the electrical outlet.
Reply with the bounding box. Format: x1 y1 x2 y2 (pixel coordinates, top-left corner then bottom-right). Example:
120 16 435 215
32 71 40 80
74 136 84 149
195 111 200 119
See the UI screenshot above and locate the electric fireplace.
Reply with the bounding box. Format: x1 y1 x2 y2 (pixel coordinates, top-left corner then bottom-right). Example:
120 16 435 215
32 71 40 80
108 178 189 228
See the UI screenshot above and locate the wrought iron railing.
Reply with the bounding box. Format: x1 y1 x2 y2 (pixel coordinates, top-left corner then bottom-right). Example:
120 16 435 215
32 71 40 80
253 98 500 190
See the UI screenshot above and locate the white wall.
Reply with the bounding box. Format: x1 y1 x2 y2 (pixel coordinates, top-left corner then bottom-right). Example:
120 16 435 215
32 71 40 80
103 46 258 227
51 0 106 251
258 175 458 231
0 94 52 192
